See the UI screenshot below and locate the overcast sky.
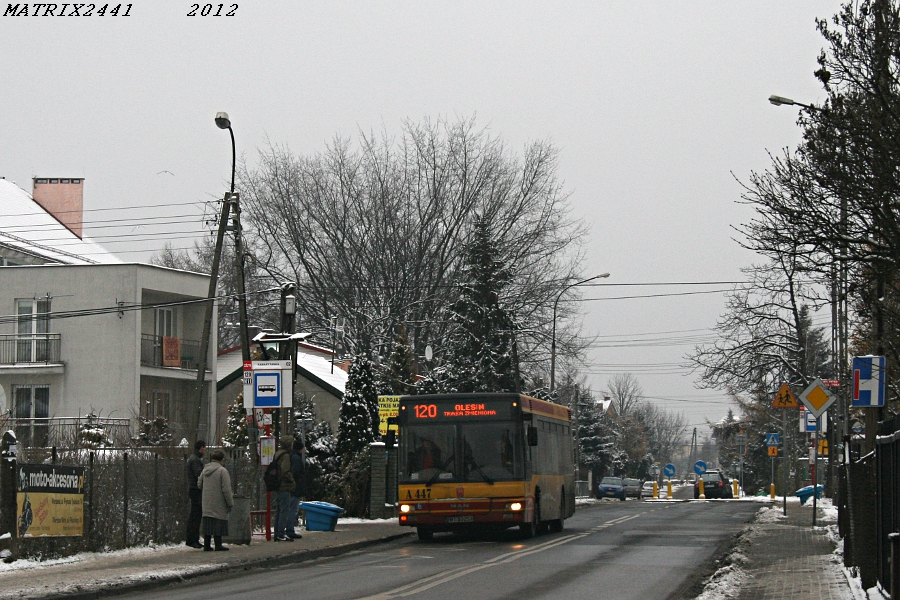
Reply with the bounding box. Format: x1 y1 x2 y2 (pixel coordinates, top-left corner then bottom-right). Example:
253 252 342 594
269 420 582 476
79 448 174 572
0 1 843 439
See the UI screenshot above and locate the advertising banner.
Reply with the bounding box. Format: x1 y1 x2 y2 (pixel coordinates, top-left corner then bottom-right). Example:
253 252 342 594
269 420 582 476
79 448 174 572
16 464 86 537
378 395 401 436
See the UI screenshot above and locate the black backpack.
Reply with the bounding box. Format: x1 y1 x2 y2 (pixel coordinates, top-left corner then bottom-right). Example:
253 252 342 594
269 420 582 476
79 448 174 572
263 453 281 491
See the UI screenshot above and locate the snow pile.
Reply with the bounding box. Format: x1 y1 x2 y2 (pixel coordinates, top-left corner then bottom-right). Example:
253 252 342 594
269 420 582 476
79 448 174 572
695 563 750 600
755 506 788 523
0 543 184 573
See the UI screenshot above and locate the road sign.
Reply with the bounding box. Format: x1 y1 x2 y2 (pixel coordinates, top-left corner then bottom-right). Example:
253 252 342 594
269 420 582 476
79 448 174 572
768 446 778 457
852 355 886 408
765 433 780 446
663 463 676 478
772 382 799 408
799 378 836 418
693 460 707 475
735 432 747 454
799 407 828 433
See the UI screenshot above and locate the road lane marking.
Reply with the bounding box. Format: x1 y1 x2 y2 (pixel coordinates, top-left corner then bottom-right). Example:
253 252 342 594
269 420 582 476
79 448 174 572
356 513 646 599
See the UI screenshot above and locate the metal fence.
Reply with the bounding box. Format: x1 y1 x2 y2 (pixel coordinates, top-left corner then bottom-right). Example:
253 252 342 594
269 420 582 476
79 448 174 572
0 334 61 364
0 446 260 559
3 417 132 449
876 420 900 592
140 334 203 370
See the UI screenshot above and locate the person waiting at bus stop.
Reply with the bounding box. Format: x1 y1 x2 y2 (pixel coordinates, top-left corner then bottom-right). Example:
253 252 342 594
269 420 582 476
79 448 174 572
272 435 296 542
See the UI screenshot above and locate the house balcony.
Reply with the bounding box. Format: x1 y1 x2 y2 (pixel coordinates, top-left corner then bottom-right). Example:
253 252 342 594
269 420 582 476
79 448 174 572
0 334 62 366
140 334 204 371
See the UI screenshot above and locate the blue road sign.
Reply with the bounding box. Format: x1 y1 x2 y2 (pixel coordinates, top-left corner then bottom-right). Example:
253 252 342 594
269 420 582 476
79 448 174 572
852 355 885 408
765 433 780 447
693 460 707 476
663 463 676 478
253 371 281 407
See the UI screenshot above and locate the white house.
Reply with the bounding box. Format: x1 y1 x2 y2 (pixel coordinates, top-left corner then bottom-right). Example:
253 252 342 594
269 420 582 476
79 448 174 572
0 177 216 447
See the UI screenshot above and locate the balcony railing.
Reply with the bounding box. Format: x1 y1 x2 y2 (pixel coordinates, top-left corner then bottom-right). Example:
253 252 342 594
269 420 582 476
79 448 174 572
140 334 203 370
0 333 61 364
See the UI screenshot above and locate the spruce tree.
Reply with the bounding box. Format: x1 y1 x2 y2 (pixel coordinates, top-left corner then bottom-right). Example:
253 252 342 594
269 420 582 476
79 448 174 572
222 394 249 448
388 324 417 395
447 216 517 392
336 354 379 457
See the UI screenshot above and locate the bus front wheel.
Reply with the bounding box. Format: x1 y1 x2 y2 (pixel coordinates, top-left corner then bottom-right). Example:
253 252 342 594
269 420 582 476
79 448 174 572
416 527 434 541
520 494 540 538
549 488 565 533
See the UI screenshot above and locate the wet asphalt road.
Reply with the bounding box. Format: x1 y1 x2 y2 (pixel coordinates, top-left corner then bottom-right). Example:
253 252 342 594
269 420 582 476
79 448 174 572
120 498 759 600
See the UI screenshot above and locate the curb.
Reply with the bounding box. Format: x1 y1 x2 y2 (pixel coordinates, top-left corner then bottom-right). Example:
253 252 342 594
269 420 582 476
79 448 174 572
32 531 414 600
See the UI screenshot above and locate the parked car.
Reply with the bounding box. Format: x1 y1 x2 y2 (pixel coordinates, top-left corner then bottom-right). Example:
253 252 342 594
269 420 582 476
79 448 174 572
693 470 733 499
641 481 657 499
597 476 626 500
623 478 642 499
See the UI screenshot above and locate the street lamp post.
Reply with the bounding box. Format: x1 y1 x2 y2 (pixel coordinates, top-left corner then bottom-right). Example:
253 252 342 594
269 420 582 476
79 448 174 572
550 273 609 393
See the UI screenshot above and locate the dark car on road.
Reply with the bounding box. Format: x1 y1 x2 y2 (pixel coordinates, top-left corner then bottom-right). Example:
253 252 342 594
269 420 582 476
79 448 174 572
623 477 642 499
693 470 733 499
597 476 626 500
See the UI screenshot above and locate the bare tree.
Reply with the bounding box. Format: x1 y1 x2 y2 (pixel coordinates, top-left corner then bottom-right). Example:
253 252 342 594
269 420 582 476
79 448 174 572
607 373 644 418
237 116 587 381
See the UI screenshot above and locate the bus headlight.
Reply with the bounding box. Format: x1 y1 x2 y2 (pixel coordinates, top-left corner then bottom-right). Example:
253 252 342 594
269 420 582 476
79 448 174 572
508 502 523 511
400 504 412 513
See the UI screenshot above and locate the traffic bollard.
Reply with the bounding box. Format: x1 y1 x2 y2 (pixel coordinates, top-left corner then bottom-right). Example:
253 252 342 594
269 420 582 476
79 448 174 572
733 480 739 498
770 483 776 500
666 480 672 499
652 482 658 499
699 479 705 499
890 533 900 600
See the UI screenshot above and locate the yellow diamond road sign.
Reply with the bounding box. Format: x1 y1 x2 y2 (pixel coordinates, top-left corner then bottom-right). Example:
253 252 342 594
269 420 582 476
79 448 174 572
799 378 836 418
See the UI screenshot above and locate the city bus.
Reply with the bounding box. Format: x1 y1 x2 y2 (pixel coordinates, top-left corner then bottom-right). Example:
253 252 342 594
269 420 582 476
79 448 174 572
395 393 575 540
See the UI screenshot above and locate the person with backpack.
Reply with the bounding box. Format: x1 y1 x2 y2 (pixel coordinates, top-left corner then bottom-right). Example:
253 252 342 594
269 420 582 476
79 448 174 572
198 448 233 551
272 435 296 541
285 438 306 539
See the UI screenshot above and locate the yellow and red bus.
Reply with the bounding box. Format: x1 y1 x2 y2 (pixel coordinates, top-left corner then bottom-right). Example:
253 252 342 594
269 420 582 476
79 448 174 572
396 393 575 540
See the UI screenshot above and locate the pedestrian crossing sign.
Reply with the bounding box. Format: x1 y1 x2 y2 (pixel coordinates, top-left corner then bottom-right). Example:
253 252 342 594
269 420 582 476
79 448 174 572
772 382 799 408
765 433 780 446
768 446 778 457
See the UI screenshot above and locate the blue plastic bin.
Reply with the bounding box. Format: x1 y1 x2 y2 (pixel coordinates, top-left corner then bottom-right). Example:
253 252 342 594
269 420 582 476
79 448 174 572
300 501 345 532
795 484 824 505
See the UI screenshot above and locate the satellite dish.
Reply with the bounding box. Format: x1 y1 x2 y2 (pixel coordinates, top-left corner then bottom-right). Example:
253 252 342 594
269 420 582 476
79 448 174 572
425 345 433 361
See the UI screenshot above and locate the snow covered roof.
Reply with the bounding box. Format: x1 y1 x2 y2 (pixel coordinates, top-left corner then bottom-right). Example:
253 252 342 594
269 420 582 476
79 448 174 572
217 345 347 397
0 178 120 265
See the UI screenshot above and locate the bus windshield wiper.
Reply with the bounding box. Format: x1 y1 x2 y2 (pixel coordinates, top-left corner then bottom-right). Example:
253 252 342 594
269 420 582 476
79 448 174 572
467 457 494 485
426 454 455 487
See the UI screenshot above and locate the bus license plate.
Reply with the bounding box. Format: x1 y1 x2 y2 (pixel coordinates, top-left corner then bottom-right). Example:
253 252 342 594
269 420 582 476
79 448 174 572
446 516 474 523
404 488 431 500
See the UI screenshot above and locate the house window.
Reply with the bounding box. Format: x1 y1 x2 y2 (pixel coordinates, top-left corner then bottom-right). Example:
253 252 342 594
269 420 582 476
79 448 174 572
60 179 70 184
144 390 172 421
72 179 81 184
16 298 51 362
49 179 58 184
13 384 50 447
35 178 48 184
155 307 175 338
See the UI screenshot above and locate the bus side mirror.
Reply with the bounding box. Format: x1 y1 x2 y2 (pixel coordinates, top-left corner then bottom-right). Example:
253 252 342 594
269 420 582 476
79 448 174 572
385 429 396 449
527 426 538 446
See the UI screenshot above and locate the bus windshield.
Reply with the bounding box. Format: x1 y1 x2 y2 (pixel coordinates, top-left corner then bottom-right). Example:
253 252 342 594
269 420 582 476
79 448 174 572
400 421 523 483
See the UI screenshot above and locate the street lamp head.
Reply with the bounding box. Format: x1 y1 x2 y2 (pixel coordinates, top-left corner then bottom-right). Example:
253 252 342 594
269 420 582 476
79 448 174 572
597 272 610 279
768 95 795 107
215 112 232 130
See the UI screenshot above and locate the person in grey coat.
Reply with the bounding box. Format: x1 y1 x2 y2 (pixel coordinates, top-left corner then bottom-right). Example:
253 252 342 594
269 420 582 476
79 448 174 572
198 448 234 551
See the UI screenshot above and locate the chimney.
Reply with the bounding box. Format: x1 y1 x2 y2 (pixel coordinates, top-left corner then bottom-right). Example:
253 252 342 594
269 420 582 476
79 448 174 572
32 177 84 239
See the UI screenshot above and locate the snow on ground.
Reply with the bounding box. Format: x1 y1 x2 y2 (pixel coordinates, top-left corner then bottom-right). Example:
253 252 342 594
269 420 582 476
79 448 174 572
0 543 188 573
695 562 750 600
338 517 398 524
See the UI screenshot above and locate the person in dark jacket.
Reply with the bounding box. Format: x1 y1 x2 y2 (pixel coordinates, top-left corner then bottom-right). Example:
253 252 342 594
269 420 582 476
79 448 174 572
185 440 206 548
272 435 296 541
198 448 234 551
285 438 306 539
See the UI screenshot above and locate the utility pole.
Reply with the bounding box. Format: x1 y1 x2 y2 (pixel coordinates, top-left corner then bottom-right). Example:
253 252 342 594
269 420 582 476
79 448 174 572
275 283 297 439
194 194 233 442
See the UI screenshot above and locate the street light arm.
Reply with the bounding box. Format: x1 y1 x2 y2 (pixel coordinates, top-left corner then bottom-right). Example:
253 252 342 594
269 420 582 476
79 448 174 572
550 273 609 392
228 126 236 194
769 94 820 112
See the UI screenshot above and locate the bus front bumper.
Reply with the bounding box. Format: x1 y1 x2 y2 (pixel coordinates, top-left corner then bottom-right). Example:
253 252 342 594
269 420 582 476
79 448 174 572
398 497 531 527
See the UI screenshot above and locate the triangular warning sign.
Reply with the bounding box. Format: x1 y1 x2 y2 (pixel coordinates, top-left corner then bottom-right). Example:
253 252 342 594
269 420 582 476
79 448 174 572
772 382 799 408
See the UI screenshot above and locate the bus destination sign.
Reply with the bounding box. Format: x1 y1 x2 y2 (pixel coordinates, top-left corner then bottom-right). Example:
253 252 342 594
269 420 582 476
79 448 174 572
405 399 514 422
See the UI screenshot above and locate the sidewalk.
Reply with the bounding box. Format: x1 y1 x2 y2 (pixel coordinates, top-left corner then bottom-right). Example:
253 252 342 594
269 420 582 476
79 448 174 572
0 520 410 600
699 498 857 600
